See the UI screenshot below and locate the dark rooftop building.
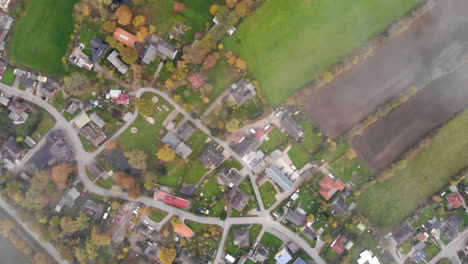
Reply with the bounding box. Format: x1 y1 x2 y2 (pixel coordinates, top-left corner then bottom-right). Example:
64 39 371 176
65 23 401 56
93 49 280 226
41 80 60 98
142 37 178 64
232 134 261 157
233 227 250 248
81 199 105 220
229 79 256 105
287 242 300 254
227 187 249 212
293 257 307 264
285 208 306 226
176 122 196 142
280 111 304 140
30 130 75 170
441 215 462 240
252 245 269 263
161 132 192 160
199 145 224 167
18 74 36 90
392 222 415 245
179 184 198 197
331 197 350 217
217 167 243 186
91 37 109 63
302 226 317 241
176 248 203 264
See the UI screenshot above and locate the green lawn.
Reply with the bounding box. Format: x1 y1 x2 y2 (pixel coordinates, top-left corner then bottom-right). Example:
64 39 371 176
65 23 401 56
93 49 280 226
260 232 283 251
8 0 78 75
79 135 94 152
259 128 289 153
149 209 168 222
225 0 423 105
96 177 115 189
50 90 67 110
205 58 235 101
411 207 435 228
259 182 278 209
331 155 373 186
1 68 16 85
425 243 441 261
359 111 468 231
31 112 55 141
184 160 210 184
288 145 311 168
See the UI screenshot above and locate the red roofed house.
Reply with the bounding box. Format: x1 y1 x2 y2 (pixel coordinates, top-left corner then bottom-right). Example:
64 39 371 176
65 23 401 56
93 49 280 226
330 235 347 254
188 73 206 89
319 174 346 200
155 191 189 209
446 192 463 209
174 223 195 238
115 93 130 105
113 27 137 48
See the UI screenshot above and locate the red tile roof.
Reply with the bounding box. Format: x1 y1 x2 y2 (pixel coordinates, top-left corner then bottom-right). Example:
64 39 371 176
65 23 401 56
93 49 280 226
174 223 195 238
255 130 265 139
155 191 189 209
115 93 130 105
331 235 347 254
319 175 346 200
113 28 137 48
188 73 206 88
447 193 463 209
417 233 428 243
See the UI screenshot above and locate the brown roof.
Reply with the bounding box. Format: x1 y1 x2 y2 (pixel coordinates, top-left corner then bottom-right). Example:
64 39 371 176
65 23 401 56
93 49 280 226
188 73 206 89
113 27 137 48
174 223 195 238
319 175 346 200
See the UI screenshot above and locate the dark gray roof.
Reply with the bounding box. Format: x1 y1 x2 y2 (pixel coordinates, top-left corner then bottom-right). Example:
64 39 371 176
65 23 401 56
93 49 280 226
232 134 261 157
162 132 182 149
91 37 109 63
414 242 426 251
218 167 242 186
302 226 317 241
154 39 178 59
107 50 128 75
265 165 294 192
2 137 23 157
176 122 196 142
176 248 203 264
441 215 461 240
82 199 104 219
281 112 304 140
293 257 307 264
179 184 197 196
141 44 157 64
31 130 75 169
18 75 36 89
227 187 249 211
41 80 60 97
233 227 250 247
392 222 415 245
199 145 224 167
229 79 256 105
252 245 269 262
331 197 349 217
285 208 306 226
287 242 300 254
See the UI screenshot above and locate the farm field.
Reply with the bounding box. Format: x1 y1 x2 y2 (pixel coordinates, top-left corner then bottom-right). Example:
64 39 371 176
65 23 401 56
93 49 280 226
352 61 468 171
299 0 468 138
358 110 468 231
8 0 78 75
225 0 423 105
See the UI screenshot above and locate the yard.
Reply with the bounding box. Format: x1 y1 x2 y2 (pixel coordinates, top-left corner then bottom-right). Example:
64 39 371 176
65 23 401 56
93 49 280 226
330 154 373 186
1 68 16 85
258 128 289 153
8 0 78 75
288 145 311 168
30 112 55 141
259 181 277 209
259 232 283 252
225 0 423 105
359 110 468 231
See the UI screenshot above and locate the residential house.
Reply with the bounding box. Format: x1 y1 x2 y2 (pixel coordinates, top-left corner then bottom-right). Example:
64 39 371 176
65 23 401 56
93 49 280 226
154 190 189 209
330 235 348 254
89 112 106 129
107 50 129 75
293 257 307 264
82 199 104 219
73 112 91 129
14 69 37 91
265 165 294 192
174 223 195 239
243 150 266 173
81 126 107 147
108 90 131 105
176 122 195 142
279 110 304 140
7 98 29 124
287 242 300 255
232 134 261 158
302 225 317 241
331 197 350 216
0 137 25 171
188 73 206 89
229 79 256 105
0 12 13 51
251 245 269 263
176 248 203 264
217 167 242 187
227 187 249 211
358 250 381 264
199 145 224 167
178 184 197 197
440 214 462 240
0 94 10 106
318 174 346 200
275 248 293 264
392 222 415 246
55 187 80 212
113 27 137 47
0 59 6 79
285 208 306 226
412 250 427 264
68 46 94 71
233 227 250 247
65 99 84 115
0 0 11 11
162 132 193 160
24 136 36 148
90 37 109 63
40 80 60 98
30 130 75 170
142 36 178 64
446 192 463 209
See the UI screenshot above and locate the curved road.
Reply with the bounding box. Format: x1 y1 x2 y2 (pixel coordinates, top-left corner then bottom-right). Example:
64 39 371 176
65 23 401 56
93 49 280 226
0 84 326 264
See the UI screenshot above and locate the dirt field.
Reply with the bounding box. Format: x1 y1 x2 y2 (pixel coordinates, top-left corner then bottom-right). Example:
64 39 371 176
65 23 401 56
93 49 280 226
352 62 468 171
299 0 468 138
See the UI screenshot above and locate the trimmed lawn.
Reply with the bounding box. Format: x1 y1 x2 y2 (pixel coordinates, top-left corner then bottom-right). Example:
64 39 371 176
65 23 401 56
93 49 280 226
259 182 277 209
225 0 423 105
331 155 373 186
205 58 235 101
359 111 468 231
149 209 168 222
80 135 94 152
260 232 283 251
51 90 67 110
184 160 210 184
288 145 311 168
259 128 289 153
31 112 55 141
1 68 16 85
249 225 262 243
8 0 78 75
411 207 435 228
97 177 115 189
425 243 441 261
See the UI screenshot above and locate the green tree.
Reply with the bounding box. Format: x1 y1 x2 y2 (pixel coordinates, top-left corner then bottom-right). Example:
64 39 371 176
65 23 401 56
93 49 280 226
143 171 158 191
91 226 112 246
124 149 148 171
226 119 241 132
135 98 156 117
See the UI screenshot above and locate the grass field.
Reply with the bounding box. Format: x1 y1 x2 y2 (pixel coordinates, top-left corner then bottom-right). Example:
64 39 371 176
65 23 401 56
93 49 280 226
359 111 468 231
31 112 55 141
288 145 311 168
259 128 289 153
1 68 16 85
225 0 423 105
260 232 283 251
9 0 78 75
259 181 277 209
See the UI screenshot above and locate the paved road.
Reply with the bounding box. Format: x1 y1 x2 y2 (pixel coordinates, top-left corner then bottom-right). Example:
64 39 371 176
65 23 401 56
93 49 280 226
428 228 468 264
0 84 326 264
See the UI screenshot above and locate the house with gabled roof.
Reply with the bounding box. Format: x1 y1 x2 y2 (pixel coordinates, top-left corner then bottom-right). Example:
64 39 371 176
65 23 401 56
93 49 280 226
107 50 129 75
330 235 348 254
319 174 346 200
188 72 206 89
233 227 250 247
285 208 306 226
199 145 224 167
227 187 249 212
446 192 463 209
91 37 109 63
229 79 256 105
113 27 137 47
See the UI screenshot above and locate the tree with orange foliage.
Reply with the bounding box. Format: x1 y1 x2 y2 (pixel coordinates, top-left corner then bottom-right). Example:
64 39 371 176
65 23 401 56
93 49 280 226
158 248 176 264
226 0 238 9
51 163 74 190
105 139 120 150
132 15 147 27
115 5 132 25
235 58 247 70
103 20 117 33
136 26 149 42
